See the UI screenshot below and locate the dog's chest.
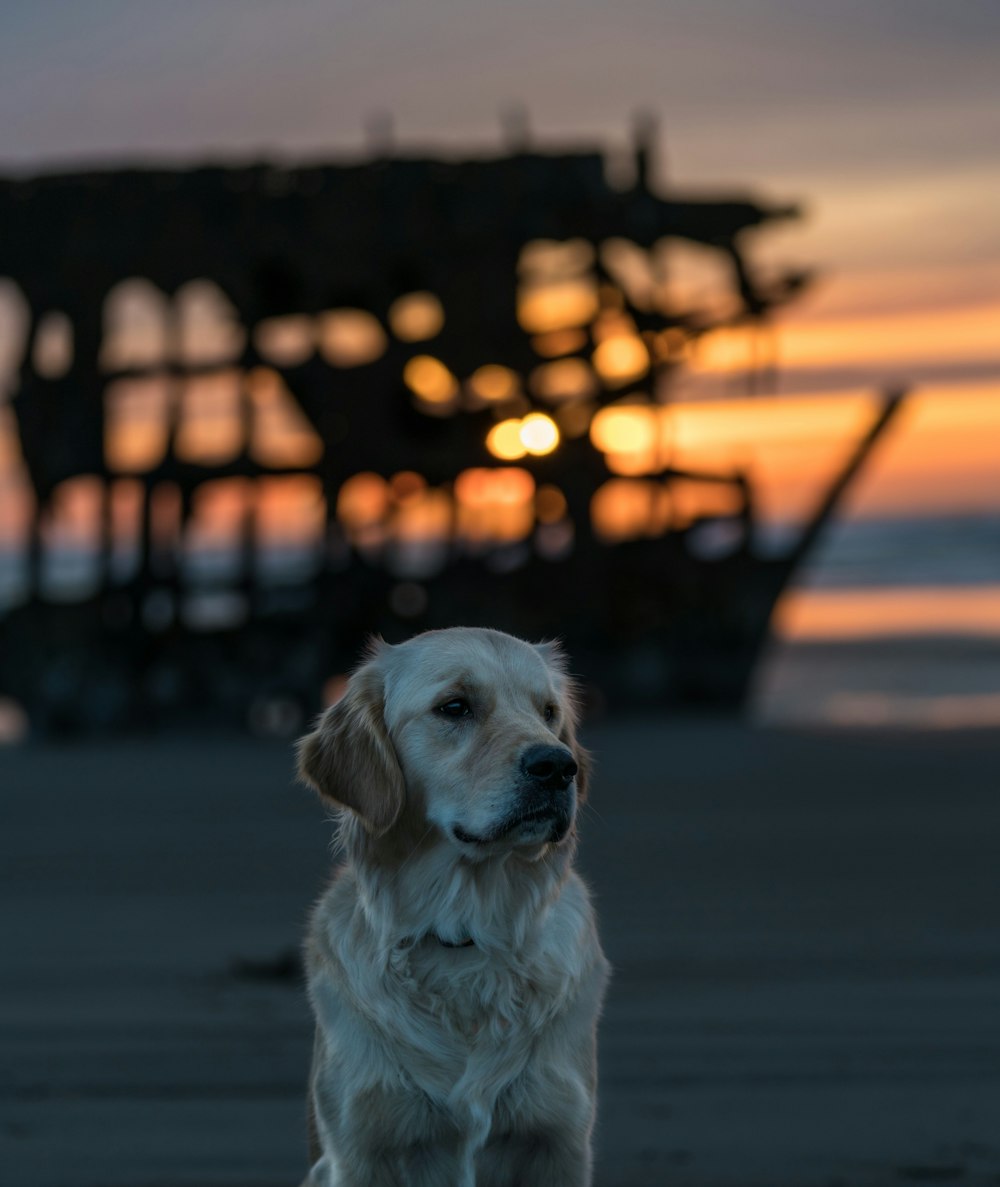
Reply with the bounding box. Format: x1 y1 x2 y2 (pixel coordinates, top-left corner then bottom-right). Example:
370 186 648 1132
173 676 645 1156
403 944 539 1035
379 941 572 1147
386 941 566 1094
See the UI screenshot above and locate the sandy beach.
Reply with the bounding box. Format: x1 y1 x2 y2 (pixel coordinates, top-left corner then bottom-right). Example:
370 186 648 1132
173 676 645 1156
2 717 999 1186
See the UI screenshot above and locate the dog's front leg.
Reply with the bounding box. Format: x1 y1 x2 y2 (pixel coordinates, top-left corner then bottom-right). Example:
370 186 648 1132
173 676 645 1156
308 1105 472 1187
481 1055 599 1187
401 1141 477 1187
315 1143 470 1187
477 1129 593 1187
301 1150 403 1187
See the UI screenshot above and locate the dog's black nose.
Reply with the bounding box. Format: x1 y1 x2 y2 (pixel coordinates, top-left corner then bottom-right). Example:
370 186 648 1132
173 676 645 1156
521 744 577 791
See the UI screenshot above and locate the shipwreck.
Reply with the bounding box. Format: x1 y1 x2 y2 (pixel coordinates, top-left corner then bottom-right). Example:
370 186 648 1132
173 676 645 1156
0 125 901 732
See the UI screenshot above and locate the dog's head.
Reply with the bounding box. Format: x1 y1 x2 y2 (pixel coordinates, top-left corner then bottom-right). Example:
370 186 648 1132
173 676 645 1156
297 627 589 856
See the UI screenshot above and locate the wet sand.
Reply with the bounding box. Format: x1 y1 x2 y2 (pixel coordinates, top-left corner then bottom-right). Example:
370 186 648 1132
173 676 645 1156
2 720 999 1186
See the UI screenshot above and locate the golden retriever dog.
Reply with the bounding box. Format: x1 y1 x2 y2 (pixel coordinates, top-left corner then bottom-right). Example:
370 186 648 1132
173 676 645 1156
296 627 609 1187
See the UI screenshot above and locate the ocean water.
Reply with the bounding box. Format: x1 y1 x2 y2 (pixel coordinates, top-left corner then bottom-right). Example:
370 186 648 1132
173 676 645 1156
788 513 1000 590
757 513 1000 727
2 513 999 728
2 513 997 602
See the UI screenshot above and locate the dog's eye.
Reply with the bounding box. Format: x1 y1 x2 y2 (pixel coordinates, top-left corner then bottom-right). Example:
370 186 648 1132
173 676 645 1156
438 698 472 719
543 704 557 723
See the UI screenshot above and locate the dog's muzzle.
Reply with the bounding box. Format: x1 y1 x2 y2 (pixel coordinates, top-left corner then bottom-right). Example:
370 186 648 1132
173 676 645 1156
520 744 577 791
452 745 578 846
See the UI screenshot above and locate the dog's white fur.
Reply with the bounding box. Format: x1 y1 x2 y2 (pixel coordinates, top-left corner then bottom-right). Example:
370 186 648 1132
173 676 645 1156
297 627 609 1187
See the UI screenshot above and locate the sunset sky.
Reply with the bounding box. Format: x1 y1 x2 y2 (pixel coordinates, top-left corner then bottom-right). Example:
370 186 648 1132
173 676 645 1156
2 0 997 393
1 0 998 662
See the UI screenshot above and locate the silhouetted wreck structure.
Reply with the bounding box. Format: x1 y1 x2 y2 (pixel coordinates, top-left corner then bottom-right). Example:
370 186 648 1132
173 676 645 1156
0 130 900 733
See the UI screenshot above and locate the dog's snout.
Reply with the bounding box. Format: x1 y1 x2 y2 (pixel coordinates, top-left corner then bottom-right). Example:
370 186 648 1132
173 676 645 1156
521 744 577 790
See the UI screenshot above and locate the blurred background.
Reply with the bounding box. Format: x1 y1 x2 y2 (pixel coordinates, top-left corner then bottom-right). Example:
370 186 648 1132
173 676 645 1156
0 0 998 736
1 3 999 1185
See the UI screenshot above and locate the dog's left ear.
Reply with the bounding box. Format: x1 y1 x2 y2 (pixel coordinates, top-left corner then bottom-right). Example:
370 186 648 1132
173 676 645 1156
536 640 591 803
296 653 404 836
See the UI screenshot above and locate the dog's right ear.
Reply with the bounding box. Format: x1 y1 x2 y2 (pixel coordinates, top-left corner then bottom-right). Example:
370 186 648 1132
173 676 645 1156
296 655 404 837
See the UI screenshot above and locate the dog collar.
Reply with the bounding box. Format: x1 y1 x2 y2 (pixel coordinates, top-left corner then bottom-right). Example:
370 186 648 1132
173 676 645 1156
396 933 475 951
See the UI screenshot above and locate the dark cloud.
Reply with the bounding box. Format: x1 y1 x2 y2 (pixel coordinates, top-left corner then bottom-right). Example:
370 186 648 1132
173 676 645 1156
0 0 997 176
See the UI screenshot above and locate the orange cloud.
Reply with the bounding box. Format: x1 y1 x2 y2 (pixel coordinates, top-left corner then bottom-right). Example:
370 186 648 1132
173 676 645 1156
774 585 1000 642
665 383 1000 521
688 302 1000 376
